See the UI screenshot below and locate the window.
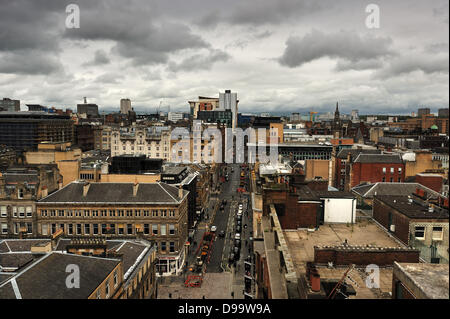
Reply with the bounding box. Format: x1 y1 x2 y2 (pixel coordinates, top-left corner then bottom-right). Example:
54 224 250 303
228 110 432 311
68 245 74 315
68 224 73 235
152 224 158 235
76 224 81 235
85 224 90 235
152 210 158 217
161 225 166 236
105 280 110 298
432 227 443 240
18 188 24 199
398 167 402 174
13 206 17 217
161 241 166 251
58 210 64 217
1 223 7 234
114 270 118 287
169 242 175 253
390 177 394 183
42 224 48 235
110 224 115 234
382 177 386 182
390 167 394 174
169 224 175 235
19 207 25 218
26 207 32 218
161 210 167 217
93 224 99 235
169 210 175 217
102 224 107 234
144 224 149 235
0 206 6 217
127 224 133 235
382 167 386 174
118 225 124 235
27 223 32 234
414 226 425 240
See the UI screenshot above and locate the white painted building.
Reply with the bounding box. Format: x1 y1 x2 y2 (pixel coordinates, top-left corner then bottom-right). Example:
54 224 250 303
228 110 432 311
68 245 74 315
111 126 171 160
317 192 357 224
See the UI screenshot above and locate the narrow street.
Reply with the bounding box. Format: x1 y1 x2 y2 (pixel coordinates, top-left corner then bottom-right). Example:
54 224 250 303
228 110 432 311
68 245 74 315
157 163 253 299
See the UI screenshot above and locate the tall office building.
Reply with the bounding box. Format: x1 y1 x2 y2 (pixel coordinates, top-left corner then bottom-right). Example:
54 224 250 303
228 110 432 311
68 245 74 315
0 98 20 112
77 97 99 118
120 98 132 114
219 90 238 129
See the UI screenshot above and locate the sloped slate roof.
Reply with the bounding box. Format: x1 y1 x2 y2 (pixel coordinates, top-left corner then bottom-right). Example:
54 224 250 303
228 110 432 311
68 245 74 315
336 148 380 159
0 252 121 299
354 153 403 164
38 182 187 204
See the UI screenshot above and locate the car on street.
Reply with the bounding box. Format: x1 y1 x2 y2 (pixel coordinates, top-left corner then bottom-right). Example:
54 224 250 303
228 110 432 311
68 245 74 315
238 203 243 209
210 225 217 232
233 246 240 258
228 253 235 263
218 230 225 238
234 239 241 247
236 225 242 233
237 220 242 227
234 233 241 240
236 215 242 221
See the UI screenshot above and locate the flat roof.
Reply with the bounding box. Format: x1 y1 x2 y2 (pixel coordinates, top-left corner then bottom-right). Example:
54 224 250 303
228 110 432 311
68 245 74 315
394 262 449 299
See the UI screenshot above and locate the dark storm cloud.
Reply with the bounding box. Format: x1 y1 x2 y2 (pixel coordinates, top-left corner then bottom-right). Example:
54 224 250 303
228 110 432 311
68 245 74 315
167 49 230 72
63 2 210 66
278 29 394 68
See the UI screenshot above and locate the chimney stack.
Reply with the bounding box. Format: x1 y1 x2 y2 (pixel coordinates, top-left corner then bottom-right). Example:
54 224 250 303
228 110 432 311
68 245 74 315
133 182 139 197
41 186 48 198
83 182 90 197
178 185 183 199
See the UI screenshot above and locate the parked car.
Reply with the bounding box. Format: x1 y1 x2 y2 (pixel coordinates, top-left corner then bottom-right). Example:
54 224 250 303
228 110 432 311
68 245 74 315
234 239 241 247
233 246 240 257
236 225 242 233
236 215 242 221
235 233 241 240
210 225 217 232
237 220 242 227
218 230 225 238
228 253 235 263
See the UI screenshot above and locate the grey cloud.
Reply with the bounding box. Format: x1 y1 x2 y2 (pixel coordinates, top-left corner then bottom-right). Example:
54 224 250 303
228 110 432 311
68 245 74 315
278 30 393 68
0 51 63 75
196 0 324 27
167 49 230 72
335 59 384 72
95 73 123 84
83 50 111 67
374 54 449 79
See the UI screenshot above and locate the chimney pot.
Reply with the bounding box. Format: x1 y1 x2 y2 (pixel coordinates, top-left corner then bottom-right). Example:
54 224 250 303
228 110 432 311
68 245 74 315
133 182 139 197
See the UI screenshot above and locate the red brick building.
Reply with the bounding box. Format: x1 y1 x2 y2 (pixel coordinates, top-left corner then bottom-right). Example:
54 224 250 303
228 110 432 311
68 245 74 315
334 148 381 191
415 173 444 193
350 153 405 189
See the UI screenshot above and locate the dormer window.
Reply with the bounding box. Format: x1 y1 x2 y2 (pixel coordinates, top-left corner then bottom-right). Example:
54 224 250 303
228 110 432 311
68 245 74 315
18 188 24 199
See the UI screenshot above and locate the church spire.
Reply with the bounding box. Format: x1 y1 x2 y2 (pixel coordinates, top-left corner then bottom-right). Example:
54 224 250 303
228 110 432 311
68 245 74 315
335 102 339 113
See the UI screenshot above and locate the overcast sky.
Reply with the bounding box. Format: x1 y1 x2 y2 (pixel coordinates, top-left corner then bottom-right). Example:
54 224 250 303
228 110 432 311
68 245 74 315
0 0 448 115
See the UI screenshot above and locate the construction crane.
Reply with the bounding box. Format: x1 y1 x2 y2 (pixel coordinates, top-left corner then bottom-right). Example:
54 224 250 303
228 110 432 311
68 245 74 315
327 264 355 299
309 111 318 122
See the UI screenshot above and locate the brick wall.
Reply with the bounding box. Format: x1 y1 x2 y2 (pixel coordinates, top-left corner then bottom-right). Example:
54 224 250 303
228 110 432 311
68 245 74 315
415 174 443 193
391 274 416 299
314 245 420 266
373 198 411 245
351 162 405 188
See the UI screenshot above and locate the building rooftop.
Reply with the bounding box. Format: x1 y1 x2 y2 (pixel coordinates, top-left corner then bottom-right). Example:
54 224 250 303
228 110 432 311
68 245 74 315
352 182 441 199
0 252 121 299
38 181 188 204
284 219 404 298
394 262 449 299
354 153 403 164
336 148 381 159
374 195 449 219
